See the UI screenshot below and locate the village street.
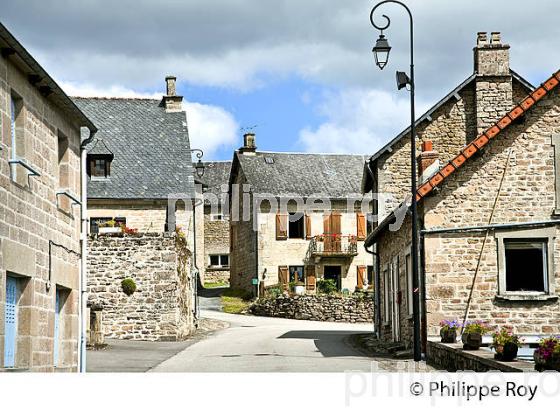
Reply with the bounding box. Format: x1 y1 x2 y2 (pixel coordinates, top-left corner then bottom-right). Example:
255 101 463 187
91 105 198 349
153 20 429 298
89 290 429 372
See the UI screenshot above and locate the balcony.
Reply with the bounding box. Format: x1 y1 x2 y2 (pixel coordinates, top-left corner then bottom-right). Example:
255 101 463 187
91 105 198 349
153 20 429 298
308 234 358 258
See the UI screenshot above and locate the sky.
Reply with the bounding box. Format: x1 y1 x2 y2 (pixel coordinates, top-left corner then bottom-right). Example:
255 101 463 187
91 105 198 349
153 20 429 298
2 0 560 161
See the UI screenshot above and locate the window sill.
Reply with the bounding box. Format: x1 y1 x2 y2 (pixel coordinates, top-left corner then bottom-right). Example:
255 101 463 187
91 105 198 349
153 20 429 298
207 266 230 271
495 293 558 302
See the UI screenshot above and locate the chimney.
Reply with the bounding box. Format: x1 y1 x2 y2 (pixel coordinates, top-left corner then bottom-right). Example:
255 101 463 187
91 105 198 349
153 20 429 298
418 140 439 183
161 75 183 112
239 133 257 154
473 32 513 134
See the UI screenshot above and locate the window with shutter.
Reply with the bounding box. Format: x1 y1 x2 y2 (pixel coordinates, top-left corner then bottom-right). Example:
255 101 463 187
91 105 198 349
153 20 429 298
357 265 366 290
276 214 288 240
306 265 316 290
278 266 289 290
356 213 366 240
305 214 312 239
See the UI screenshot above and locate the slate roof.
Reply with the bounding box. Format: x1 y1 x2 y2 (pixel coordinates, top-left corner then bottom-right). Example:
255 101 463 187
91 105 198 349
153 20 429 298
74 97 195 199
199 161 232 204
231 151 367 199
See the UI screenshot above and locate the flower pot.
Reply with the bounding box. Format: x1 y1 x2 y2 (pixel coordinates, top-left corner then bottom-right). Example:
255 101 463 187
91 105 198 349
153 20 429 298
440 328 457 343
462 332 482 350
534 351 560 372
294 285 305 295
99 226 121 234
494 342 518 361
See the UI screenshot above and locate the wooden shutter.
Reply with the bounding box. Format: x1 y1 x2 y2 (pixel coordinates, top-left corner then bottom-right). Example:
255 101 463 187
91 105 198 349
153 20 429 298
276 214 288 240
357 265 366 290
356 213 366 240
306 265 316 291
331 213 341 234
305 214 312 239
278 266 289 290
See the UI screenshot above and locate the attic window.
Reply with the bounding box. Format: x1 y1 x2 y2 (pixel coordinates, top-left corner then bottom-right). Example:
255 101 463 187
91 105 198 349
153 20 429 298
88 157 111 179
264 156 274 164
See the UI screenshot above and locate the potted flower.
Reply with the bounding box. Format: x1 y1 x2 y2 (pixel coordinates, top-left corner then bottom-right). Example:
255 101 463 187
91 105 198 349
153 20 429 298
534 336 560 371
439 320 460 343
98 219 121 234
461 320 492 350
492 326 522 361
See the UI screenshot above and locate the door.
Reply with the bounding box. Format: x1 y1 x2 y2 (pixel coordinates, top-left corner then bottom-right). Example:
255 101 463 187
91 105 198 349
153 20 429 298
4 276 17 368
390 258 401 342
305 265 316 291
323 213 342 253
324 266 342 290
54 289 61 367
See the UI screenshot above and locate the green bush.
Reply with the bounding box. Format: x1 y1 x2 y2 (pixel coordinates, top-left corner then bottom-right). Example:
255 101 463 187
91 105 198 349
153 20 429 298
265 284 283 299
121 278 137 296
317 279 337 295
222 288 252 301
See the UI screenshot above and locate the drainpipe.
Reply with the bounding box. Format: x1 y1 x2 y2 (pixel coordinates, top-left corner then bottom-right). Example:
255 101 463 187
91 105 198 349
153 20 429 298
365 246 381 339
79 128 96 373
191 196 201 323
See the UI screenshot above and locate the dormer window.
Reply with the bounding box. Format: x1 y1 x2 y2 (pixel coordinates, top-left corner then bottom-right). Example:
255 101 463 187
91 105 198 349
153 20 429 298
86 139 114 180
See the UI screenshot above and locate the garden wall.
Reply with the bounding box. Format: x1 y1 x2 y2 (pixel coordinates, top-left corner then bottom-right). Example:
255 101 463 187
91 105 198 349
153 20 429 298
250 294 374 323
87 233 196 341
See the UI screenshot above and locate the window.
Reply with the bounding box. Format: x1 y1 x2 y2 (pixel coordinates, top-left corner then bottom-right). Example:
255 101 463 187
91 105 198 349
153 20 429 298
289 266 304 282
89 158 110 178
90 217 126 232
504 240 546 292
496 227 556 299
367 266 374 287
209 254 229 268
405 252 413 315
210 213 229 221
288 212 304 239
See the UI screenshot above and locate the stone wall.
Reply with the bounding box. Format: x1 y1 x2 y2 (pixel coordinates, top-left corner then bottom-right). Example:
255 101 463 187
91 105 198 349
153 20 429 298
250 294 374 323
87 233 195 341
0 50 85 371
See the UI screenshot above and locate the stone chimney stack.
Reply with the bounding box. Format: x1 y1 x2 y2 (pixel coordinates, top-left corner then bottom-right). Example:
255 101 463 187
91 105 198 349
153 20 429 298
239 133 257 154
473 32 513 134
418 140 439 183
162 75 183 112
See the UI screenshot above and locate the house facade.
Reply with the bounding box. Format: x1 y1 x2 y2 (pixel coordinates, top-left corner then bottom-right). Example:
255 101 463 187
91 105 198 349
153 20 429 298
363 32 560 348
229 134 373 295
0 23 96 371
200 161 232 285
74 77 203 268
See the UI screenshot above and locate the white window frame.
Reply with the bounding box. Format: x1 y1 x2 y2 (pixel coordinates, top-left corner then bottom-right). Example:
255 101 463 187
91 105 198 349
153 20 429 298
405 247 413 316
495 227 556 301
208 254 229 268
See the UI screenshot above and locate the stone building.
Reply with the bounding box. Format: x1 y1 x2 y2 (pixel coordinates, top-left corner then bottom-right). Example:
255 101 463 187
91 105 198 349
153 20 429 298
363 32 560 348
229 134 373 295
199 161 232 285
0 23 96 371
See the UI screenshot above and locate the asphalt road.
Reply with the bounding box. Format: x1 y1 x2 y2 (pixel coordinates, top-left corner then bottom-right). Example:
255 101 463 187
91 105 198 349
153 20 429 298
152 310 377 372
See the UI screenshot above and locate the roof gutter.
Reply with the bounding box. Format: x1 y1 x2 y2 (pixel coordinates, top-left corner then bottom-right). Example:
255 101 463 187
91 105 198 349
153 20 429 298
421 220 560 235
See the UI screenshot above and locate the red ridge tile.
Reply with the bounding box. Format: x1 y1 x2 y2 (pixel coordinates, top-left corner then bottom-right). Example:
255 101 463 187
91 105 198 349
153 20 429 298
532 87 547 101
462 143 478 158
473 134 489 149
508 106 524 120
498 115 512 129
440 163 456 178
544 76 559 91
452 153 466 168
520 96 535 111
485 126 501 139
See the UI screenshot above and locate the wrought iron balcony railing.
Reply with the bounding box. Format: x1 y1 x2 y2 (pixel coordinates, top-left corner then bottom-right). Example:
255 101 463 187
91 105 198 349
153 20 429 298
308 234 358 258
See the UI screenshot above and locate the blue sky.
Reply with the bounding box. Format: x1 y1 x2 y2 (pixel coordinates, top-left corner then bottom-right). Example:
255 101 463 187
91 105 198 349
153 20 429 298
2 0 559 161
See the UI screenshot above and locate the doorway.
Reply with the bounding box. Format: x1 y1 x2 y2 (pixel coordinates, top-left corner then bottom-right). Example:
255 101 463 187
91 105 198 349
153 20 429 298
323 266 342 290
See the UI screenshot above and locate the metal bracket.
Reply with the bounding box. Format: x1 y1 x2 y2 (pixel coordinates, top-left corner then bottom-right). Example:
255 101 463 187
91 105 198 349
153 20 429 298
8 158 41 186
56 190 82 207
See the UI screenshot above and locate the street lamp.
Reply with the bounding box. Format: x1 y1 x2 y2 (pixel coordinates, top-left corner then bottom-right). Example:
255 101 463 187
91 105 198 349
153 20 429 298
191 148 205 178
370 0 422 362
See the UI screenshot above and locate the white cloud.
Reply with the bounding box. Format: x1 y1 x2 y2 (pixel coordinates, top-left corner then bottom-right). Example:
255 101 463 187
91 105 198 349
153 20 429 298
60 81 239 157
298 88 430 154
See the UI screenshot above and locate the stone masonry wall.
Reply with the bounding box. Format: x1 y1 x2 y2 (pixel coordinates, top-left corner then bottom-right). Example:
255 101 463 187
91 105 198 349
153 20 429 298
0 51 84 371
250 294 374 323
87 233 195 341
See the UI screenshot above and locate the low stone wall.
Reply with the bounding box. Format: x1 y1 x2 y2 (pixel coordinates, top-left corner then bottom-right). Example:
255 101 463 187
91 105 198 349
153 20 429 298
250 294 374 323
204 268 230 284
426 340 534 372
87 233 196 341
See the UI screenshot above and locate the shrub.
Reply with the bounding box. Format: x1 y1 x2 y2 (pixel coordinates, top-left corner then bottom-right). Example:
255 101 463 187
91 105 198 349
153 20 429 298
492 326 522 348
121 278 137 296
265 284 283 299
317 279 337 295
222 288 252 301
462 320 492 335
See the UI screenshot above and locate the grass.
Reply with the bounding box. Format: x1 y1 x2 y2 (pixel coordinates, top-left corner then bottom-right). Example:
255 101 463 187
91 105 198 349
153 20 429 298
221 288 253 314
204 281 229 289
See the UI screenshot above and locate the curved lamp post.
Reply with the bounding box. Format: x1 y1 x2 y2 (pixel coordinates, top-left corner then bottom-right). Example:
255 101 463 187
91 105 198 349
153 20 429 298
191 148 205 178
370 0 421 362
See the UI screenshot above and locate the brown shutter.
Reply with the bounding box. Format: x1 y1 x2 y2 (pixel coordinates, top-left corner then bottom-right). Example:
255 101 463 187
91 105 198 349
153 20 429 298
276 213 288 240
306 265 316 291
278 266 289 290
357 265 366 290
323 213 332 252
331 213 341 252
356 213 366 240
305 214 312 239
